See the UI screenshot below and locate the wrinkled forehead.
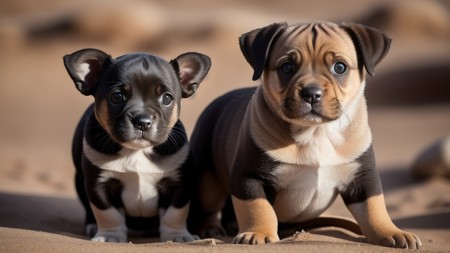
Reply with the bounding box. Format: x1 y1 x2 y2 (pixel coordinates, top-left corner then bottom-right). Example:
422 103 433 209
271 22 357 61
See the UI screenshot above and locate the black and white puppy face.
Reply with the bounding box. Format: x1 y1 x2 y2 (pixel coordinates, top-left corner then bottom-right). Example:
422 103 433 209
64 49 211 149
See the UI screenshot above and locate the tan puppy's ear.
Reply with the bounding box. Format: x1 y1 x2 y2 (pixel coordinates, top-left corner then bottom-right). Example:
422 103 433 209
341 23 392 76
239 23 287 81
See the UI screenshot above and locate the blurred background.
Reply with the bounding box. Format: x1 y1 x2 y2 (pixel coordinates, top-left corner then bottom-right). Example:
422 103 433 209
0 0 449 225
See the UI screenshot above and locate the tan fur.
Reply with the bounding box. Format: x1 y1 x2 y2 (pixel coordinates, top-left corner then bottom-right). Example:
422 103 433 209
262 23 362 127
348 194 421 249
232 197 279 244
94 100 111 134
251 23 372 166
168 103 179 129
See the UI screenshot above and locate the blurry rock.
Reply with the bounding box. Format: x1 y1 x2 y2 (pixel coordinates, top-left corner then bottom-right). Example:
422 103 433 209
411 136 450 180
358 0 450 41
0 0 169 49
0 18 26 49
72 0 167 46
366 62 450 107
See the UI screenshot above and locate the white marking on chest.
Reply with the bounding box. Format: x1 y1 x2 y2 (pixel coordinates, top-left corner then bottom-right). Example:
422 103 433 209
83 139 188 217
266 119 371 167
293 123 345 165
273 162 360 222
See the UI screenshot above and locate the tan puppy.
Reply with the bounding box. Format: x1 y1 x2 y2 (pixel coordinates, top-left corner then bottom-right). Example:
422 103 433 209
188 21 421 249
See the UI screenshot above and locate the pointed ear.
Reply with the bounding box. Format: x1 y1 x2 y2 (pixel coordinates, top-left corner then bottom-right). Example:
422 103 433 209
340 23 392 76
171 52 211 98
239 23 286 81
63 48 112 95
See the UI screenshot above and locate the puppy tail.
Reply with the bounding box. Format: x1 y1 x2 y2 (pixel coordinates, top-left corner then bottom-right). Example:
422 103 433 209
279 216 362 236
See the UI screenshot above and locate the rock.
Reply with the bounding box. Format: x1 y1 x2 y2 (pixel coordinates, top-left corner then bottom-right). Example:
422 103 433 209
411 136 450 179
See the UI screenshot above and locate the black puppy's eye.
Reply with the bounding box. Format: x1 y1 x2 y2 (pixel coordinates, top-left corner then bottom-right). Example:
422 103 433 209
280 62 294 74
332 61 347 75
110 92 125 104
161 92 173 106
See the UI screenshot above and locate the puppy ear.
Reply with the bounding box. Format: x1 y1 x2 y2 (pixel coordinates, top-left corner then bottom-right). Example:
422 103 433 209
63 48 112 95
239 23 286 81
171 52 211 98
340 23 392 76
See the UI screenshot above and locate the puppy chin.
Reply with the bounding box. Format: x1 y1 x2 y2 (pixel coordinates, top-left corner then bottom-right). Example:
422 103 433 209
121 138 154 150
115 131 163 150
282 106 339 127
285 114 326 127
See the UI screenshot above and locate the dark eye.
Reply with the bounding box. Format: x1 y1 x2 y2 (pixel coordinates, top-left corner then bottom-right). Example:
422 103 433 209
280 62 294 74
110 92 125 104
161 92 173 106
332 61 347 75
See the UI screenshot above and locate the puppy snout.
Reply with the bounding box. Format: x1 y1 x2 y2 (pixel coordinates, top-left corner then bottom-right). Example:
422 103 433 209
300 87 323 104
133 114 154 131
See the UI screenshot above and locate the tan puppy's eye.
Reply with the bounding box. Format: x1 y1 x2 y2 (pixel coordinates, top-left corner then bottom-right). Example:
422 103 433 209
332 61 347 75
280 62 294 74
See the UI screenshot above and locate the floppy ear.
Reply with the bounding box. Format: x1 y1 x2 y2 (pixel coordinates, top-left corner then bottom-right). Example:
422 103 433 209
171 52 211 98
63 48 112 95
340 23 392 76
239 23 286 81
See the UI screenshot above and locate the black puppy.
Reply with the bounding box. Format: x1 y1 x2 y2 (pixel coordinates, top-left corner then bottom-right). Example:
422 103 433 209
63 48 211 242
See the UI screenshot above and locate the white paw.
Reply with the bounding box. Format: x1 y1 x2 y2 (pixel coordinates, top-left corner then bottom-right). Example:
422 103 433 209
92 235 124 243
161 230 200 242
92 226 127 243
172 233 200 242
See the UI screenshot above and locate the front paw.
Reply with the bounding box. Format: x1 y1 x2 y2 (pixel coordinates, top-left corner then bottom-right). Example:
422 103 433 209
232 232 279 244
172 233 201 242
161 231 200 242
92 227 127 243
369 229 422 249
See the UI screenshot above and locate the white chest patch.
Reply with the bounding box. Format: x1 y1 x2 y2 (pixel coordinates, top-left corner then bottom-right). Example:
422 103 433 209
272 162 360 222
292 124 346 165
83 139 189 217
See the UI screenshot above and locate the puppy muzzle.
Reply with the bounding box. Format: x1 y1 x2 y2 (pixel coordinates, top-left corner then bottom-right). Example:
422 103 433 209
115 111 166 149
132 113 155 132
300 86 323 105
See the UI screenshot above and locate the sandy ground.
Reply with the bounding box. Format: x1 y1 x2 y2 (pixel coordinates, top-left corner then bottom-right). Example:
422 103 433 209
0 0 449 252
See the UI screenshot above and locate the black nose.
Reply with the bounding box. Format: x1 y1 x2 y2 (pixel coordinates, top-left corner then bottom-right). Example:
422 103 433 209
133 114 153 131
300 87 323 104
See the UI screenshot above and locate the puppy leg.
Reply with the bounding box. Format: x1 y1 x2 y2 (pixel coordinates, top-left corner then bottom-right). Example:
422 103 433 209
159 203 200 242
232 196 279 244
341 147 421 249
75 170 97 236
90 204 127 242
189 170 228 238
347 194 422 249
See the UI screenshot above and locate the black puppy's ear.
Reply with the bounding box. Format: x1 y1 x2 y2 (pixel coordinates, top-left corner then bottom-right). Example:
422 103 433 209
340 23 391 76
171 52 211 98
239 23 286 81
63 48 112 95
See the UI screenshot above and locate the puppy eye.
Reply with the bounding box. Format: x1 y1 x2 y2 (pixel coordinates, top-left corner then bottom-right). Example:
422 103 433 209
110 92 126 104
280 62 294 74
332 61 348 75
161 92 173 106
